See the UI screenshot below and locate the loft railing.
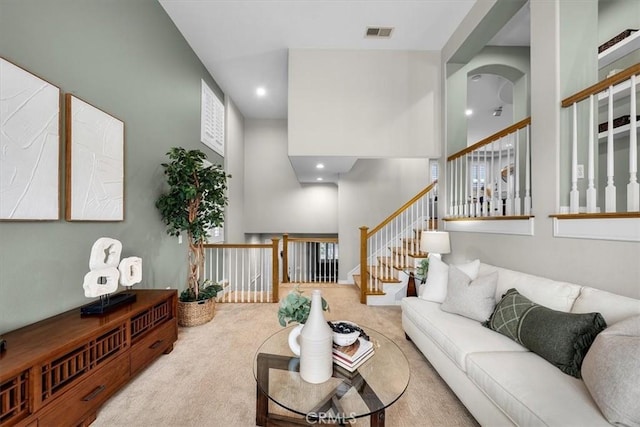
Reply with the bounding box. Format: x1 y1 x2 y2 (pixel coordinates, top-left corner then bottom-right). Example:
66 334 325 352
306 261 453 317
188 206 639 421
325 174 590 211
282 234 339 284
358 181 438 304
446 118 532 219
202 240 279 303
560 63 639 214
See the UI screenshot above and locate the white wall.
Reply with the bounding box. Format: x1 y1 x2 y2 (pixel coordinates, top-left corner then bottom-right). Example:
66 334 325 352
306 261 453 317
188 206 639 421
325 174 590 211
338 159 430 281
244 119 338 234
225 97 245 242
443 0 640 299
288 49 441 158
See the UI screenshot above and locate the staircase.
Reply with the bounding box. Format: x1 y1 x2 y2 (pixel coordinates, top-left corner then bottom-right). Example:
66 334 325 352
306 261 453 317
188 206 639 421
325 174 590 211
356 181 438 305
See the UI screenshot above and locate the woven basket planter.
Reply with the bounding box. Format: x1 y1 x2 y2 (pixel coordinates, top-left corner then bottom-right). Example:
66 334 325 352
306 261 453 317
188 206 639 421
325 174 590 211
178 298 215 327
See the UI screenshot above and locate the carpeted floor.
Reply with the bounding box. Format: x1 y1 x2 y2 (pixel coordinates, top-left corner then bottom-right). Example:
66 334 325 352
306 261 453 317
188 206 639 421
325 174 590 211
92 284 478 426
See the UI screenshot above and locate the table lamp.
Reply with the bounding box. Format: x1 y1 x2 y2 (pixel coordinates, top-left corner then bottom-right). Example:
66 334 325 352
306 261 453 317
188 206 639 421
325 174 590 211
420 231 451 259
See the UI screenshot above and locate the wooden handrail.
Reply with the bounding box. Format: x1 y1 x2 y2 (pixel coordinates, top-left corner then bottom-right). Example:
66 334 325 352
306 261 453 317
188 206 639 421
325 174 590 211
284 236 339 243
367 180 438 237
561 63 640 107
447 117 531 162
549 212 640 219
443 215 534 221
203 243 272 249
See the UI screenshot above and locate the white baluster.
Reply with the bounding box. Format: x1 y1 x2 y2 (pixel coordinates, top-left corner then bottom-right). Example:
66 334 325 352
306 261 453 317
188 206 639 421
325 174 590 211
472 150 477 217
505 138 513 216
514 130 521 215
570 103 579 213
497 138 504 217
449 160 454 216
464 155 469 217
605 85 616 212
456 157 464 216
483 146 489 216
586 94 597 213
627 74 639 212
524 124 531 215
489 140 496 216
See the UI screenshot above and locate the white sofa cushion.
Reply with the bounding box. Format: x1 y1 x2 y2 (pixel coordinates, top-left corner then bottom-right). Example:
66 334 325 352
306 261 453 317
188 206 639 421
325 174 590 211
581 315 640 427
401 297 527 372
479 263 582 312
572 286 640 326
466 351 611 427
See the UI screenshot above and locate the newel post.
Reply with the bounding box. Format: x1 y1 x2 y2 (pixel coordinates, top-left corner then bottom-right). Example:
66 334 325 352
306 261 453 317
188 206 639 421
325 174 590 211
271 238 280 302
359 226 369 304
282 234 289 283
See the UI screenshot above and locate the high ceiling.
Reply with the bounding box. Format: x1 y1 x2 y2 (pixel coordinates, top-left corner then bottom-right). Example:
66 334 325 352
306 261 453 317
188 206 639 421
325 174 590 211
159 0 530 182
159 0 477 120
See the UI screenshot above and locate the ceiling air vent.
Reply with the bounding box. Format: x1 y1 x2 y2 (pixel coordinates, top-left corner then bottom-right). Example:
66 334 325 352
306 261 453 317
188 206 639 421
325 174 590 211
365 27 394 38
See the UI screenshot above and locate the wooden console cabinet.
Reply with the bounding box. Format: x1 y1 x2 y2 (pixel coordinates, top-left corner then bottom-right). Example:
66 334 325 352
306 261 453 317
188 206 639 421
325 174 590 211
0 289 178 427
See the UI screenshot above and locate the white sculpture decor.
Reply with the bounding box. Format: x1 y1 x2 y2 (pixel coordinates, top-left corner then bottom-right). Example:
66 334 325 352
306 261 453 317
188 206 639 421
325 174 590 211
118 257 142 287
81 237 141 315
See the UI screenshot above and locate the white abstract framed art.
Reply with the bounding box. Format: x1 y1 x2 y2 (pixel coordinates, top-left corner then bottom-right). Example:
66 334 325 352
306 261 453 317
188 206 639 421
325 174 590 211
65 94 124 221
0 57 61 220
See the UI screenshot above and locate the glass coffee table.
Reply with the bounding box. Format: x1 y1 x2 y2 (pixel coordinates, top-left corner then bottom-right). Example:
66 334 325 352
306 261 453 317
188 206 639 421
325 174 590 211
254 325 410 426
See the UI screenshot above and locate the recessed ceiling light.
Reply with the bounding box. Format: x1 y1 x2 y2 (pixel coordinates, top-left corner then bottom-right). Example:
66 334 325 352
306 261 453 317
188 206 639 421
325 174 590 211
316 177 323 181
465 109 473 116
256 87 266 97
316 163 324 169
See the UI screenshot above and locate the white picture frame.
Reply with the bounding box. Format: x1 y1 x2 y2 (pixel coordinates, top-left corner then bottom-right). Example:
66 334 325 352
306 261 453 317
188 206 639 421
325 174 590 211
200 79 225 157
0 57 61 220
66 94 124 221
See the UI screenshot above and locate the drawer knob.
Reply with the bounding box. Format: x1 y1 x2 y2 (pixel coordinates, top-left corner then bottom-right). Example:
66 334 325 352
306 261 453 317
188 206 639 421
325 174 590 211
149 340 164 350
82 385 106 401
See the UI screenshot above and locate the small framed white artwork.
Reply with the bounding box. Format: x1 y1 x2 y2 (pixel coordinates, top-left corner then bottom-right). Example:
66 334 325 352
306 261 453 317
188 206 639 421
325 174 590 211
0 57 61 220
200 79 225 157
65 94 124 221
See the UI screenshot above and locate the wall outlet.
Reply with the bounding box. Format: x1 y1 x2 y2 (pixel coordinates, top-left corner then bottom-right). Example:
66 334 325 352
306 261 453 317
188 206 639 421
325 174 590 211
577 164 584 179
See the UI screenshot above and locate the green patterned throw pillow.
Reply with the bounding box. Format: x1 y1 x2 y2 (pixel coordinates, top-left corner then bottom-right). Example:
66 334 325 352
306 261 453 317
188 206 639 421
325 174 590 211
484 288 607 378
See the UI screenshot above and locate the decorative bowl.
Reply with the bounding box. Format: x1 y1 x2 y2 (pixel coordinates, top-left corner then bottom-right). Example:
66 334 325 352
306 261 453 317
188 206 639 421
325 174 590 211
330 320 361 346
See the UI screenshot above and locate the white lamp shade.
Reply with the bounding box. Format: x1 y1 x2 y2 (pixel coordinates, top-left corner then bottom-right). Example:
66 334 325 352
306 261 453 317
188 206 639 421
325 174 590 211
420 231 451 255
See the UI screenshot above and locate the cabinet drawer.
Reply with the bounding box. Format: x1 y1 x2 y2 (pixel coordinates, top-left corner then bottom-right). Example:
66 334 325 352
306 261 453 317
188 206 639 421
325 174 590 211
37 354 129 427
130 320 177 377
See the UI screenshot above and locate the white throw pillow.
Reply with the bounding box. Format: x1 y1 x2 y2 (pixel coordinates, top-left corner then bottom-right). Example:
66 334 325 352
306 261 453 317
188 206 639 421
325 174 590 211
441 267 498 322
419 256 480 303
581 315 640 426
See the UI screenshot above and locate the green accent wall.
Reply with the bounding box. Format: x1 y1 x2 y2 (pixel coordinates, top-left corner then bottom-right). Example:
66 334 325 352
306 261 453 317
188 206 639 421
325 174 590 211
0 0 224 334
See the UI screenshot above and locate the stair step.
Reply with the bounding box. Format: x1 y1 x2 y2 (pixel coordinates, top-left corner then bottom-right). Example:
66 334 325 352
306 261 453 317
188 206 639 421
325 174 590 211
377 256 412 270
390 247 429 258
353 274 387 296
368 266 401 283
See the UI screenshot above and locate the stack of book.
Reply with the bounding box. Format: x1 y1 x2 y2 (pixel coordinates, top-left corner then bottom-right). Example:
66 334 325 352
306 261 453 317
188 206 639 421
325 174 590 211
332 337 374 372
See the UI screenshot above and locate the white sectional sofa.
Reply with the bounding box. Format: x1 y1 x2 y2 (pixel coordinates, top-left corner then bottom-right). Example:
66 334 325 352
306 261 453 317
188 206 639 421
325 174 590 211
401 262 640 426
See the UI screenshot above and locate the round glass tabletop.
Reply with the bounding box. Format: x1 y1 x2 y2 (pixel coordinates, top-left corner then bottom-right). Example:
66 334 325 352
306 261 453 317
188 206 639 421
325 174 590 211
253 324 410 423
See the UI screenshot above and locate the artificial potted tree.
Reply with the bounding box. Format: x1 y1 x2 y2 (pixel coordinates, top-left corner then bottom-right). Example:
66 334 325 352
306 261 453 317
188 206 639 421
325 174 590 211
156 147 230 326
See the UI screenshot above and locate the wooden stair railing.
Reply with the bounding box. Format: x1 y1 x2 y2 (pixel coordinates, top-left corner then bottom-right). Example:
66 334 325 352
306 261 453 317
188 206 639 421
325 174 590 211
358 181 438 304
560 63 640 215
446 117 533 219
